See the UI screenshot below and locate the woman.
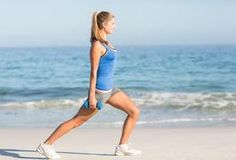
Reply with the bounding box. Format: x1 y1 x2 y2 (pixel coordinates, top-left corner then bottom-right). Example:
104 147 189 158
36 11 141 159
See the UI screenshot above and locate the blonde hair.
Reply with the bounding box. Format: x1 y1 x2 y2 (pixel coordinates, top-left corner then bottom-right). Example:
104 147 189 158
90 11 114 44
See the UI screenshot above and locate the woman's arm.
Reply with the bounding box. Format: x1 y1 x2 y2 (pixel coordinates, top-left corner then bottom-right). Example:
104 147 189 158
88 41 105 109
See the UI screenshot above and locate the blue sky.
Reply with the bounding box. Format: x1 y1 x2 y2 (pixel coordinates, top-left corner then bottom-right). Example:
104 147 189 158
0 0 236 47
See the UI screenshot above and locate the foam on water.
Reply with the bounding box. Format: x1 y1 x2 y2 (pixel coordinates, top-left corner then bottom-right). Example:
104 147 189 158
1 92 236 115
132 91 236 114
0 98 84 108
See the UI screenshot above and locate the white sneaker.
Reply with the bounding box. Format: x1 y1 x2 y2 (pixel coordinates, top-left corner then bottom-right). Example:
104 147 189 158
115 143 142 156
36 143 61 159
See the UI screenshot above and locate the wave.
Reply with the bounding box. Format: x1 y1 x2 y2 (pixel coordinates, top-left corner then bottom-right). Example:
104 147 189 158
1 91 236 114
137 117 236 124
68 118 236 127
0 98 85 108
131 91 236 113
0 86 87 96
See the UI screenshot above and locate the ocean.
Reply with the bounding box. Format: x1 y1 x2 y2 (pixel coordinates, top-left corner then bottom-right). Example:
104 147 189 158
0 45 236 128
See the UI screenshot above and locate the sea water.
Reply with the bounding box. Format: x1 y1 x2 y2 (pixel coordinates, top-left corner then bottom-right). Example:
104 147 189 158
0 45 236 128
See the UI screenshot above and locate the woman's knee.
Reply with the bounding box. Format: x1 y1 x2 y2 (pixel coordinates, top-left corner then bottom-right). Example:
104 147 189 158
129 107 140 120
71 107 98 128
71 117 86 128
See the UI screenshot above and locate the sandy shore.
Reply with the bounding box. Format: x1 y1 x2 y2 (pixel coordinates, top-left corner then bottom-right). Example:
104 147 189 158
0 126 236 160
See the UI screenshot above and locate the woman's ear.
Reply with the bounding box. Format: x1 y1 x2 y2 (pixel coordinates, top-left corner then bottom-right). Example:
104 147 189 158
102 22 106 28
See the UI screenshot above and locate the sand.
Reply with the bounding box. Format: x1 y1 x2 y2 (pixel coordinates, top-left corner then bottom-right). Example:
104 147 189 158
0 126 236 160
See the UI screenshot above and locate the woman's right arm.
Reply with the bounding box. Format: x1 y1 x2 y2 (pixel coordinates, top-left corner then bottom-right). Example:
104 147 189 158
88 41 104 109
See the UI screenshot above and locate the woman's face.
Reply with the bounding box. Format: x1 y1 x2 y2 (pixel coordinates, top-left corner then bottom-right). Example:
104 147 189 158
103 17 116 34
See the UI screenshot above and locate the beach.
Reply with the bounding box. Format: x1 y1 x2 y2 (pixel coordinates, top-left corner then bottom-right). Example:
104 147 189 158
1 126 236 160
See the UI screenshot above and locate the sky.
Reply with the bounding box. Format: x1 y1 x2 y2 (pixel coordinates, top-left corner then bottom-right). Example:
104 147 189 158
0 0 236 47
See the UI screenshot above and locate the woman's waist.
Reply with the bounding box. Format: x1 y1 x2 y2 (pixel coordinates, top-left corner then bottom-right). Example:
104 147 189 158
95 88 112 94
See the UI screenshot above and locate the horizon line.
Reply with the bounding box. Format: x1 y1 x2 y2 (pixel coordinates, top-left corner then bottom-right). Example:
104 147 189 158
0 43 236 48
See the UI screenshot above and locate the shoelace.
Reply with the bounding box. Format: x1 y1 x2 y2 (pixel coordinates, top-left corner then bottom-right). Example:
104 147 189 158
127 144 134 150
45 144 56 152
127 143 139 152
126 142 132 149
115 142 133 149
51 144 56 151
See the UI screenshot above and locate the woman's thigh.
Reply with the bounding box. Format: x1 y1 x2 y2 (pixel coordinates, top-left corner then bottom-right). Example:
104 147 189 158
106 90 140 116
72 106 98 122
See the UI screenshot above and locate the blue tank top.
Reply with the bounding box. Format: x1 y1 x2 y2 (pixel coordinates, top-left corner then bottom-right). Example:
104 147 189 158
96 42 117 91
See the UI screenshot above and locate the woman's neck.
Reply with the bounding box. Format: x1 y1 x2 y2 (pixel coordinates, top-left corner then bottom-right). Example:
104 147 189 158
100 30 107 41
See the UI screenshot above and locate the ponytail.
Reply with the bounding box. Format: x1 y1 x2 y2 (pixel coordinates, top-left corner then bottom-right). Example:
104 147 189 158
90 12 100 43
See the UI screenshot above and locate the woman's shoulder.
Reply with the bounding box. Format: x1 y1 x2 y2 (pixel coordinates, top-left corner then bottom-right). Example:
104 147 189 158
91 40 101 46
91 40 116 51
91 40 104 49
91 40 106 55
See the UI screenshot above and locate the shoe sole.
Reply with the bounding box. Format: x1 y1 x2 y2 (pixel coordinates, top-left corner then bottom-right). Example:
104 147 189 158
115 152 141 156
115 152 125 156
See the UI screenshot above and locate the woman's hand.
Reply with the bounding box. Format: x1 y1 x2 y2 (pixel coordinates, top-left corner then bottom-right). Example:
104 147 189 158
88 96 97 109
